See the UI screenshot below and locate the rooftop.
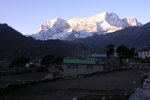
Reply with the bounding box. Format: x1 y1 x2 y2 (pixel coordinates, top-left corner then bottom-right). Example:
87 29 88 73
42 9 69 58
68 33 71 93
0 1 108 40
139 46 150 51
90 53 107 58
63 59 96 64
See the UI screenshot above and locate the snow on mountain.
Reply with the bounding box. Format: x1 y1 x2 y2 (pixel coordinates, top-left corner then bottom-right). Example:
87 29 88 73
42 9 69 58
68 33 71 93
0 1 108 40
31 17 72 40
31 11 142 40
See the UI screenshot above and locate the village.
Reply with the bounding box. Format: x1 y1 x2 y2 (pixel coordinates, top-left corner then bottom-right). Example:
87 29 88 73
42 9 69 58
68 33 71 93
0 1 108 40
0 45 150 100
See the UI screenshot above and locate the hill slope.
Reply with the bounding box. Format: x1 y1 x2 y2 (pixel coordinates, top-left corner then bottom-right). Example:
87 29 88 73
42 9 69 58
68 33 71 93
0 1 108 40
0 24 86 60
73 22 150 50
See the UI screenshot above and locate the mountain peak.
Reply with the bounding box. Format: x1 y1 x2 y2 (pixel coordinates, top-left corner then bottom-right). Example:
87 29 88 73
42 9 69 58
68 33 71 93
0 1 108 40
37 17 68 33
31 11 142 41
98 11 108 16
52 17 65 22
44 17 65 26
125 18 142 26
94 11 109 19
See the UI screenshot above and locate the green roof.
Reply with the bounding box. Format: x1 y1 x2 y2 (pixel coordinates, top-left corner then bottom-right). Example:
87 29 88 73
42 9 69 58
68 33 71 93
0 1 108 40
63 59 96 64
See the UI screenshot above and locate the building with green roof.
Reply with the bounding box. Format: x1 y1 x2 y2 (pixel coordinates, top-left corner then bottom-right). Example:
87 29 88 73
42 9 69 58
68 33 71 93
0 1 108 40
62 58 104 76
63 59 96 65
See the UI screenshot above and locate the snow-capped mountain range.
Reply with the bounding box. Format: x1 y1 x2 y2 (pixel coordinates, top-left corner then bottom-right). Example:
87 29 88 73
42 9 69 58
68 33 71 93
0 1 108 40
31 11 142 40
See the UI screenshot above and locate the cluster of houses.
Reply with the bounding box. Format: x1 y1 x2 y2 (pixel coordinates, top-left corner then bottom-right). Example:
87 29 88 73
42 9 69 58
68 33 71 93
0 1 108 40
46 53 122 78
0 46 150 78
48 46 150 78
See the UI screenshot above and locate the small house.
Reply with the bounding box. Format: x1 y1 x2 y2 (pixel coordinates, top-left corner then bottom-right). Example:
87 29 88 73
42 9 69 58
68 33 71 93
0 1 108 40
138 46 150 59
89 53 108 63
62 59 104 76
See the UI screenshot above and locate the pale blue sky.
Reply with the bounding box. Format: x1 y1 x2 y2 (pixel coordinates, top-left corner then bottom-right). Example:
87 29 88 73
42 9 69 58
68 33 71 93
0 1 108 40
0 0 150 35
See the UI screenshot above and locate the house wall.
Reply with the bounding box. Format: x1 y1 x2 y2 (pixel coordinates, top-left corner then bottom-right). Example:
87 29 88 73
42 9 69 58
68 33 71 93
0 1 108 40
132 63 150 71
138 51 150 59
62 64 104 76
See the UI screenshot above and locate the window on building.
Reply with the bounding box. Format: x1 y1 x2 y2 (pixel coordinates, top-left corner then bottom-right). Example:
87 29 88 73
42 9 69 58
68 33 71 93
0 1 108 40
142 51 144 55
87 65 93 70
67 65 78 70
144 51 146 55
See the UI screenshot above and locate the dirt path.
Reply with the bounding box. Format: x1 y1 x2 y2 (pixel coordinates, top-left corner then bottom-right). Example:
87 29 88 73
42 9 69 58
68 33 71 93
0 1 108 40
0 70 142 100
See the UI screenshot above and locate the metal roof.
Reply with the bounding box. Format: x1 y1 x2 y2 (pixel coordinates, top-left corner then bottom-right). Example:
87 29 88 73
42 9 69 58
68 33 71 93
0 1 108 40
90 54 107 58
63 59 96 64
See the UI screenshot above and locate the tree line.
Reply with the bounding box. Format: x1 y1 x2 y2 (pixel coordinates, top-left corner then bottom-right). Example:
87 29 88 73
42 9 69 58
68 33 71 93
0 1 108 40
9 55 64 69
105 44 135 58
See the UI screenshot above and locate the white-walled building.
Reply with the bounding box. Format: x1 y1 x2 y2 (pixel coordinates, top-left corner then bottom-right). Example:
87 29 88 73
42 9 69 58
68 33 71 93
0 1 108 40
138 46 150 59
